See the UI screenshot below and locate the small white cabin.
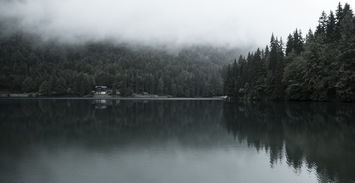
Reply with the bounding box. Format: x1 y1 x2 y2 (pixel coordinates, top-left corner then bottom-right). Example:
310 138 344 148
95 86 108 95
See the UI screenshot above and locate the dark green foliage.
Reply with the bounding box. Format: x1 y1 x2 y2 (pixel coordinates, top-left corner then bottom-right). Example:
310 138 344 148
224 3 355 102
326 11 337 42
286 29 304 56
54 77 67 95
285 34 294 56
0 29 240 97
21 77 34 92
73 73 94 96
316 11 328 38
39 80 51 96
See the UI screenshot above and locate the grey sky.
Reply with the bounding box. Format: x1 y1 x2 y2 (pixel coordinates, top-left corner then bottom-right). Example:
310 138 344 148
0 0 352 47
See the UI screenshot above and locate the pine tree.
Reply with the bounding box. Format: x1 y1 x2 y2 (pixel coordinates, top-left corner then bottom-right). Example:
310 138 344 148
74 73 93 96
223 3 355 101
293 29 304 54
286 34 294 56
326 11 336 42
339 10 354 45
336 2 344 23
315 11 328 39
157 78 164 94
39 80 51 96
22 77 34 92
306 29 314 42
54 77 67 95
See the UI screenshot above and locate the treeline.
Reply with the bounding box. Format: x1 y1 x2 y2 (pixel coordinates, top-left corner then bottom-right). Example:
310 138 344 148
224 3 355 102
0 30 239 97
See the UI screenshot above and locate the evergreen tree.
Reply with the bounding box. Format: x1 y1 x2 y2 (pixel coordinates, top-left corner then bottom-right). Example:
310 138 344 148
22 77 34 93
74 73 93 96
293 29 304 55
39 80 51 96
315 11 328 39
326 11 336 42
53 77 67 95
286 34 294 56
224 3 355 102
157 78 164 94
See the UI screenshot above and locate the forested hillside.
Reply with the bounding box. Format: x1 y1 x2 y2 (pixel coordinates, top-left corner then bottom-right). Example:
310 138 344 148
224 3 355 102
0 29 241 97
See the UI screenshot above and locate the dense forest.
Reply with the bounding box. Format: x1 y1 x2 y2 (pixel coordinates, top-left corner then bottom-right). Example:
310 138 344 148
224 3 355 102
2 3 354 100
0 27 241 97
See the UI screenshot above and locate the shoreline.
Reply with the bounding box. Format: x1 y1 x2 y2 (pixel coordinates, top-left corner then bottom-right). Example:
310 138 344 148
0 96 227 101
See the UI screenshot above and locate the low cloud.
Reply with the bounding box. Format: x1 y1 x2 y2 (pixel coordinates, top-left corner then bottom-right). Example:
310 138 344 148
0 0 351 47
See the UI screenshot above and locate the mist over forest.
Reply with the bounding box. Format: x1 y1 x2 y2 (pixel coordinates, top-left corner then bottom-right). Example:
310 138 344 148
0 0 354 101
0 25 246 97
0 0 251 97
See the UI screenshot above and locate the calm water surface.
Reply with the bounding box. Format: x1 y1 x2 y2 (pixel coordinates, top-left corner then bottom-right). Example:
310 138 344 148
0 99 354 183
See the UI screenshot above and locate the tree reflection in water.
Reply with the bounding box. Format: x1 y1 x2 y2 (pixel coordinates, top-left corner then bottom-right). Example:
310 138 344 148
224 102 355 183
0 100 354 183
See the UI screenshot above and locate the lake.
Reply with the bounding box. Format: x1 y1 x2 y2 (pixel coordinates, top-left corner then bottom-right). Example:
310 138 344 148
0 99 354 183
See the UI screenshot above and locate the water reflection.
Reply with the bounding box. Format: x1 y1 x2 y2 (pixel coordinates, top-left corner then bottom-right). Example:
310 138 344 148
224 102 355 183
0 100 354 183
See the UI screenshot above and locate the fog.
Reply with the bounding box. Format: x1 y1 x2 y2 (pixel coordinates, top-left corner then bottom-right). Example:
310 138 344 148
0 0 352 48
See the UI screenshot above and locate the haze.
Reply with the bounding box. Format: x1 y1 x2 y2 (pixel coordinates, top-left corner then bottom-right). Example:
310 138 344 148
0 0 352 47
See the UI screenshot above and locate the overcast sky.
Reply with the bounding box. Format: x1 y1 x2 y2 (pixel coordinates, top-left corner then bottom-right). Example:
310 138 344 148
0 0 352 48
